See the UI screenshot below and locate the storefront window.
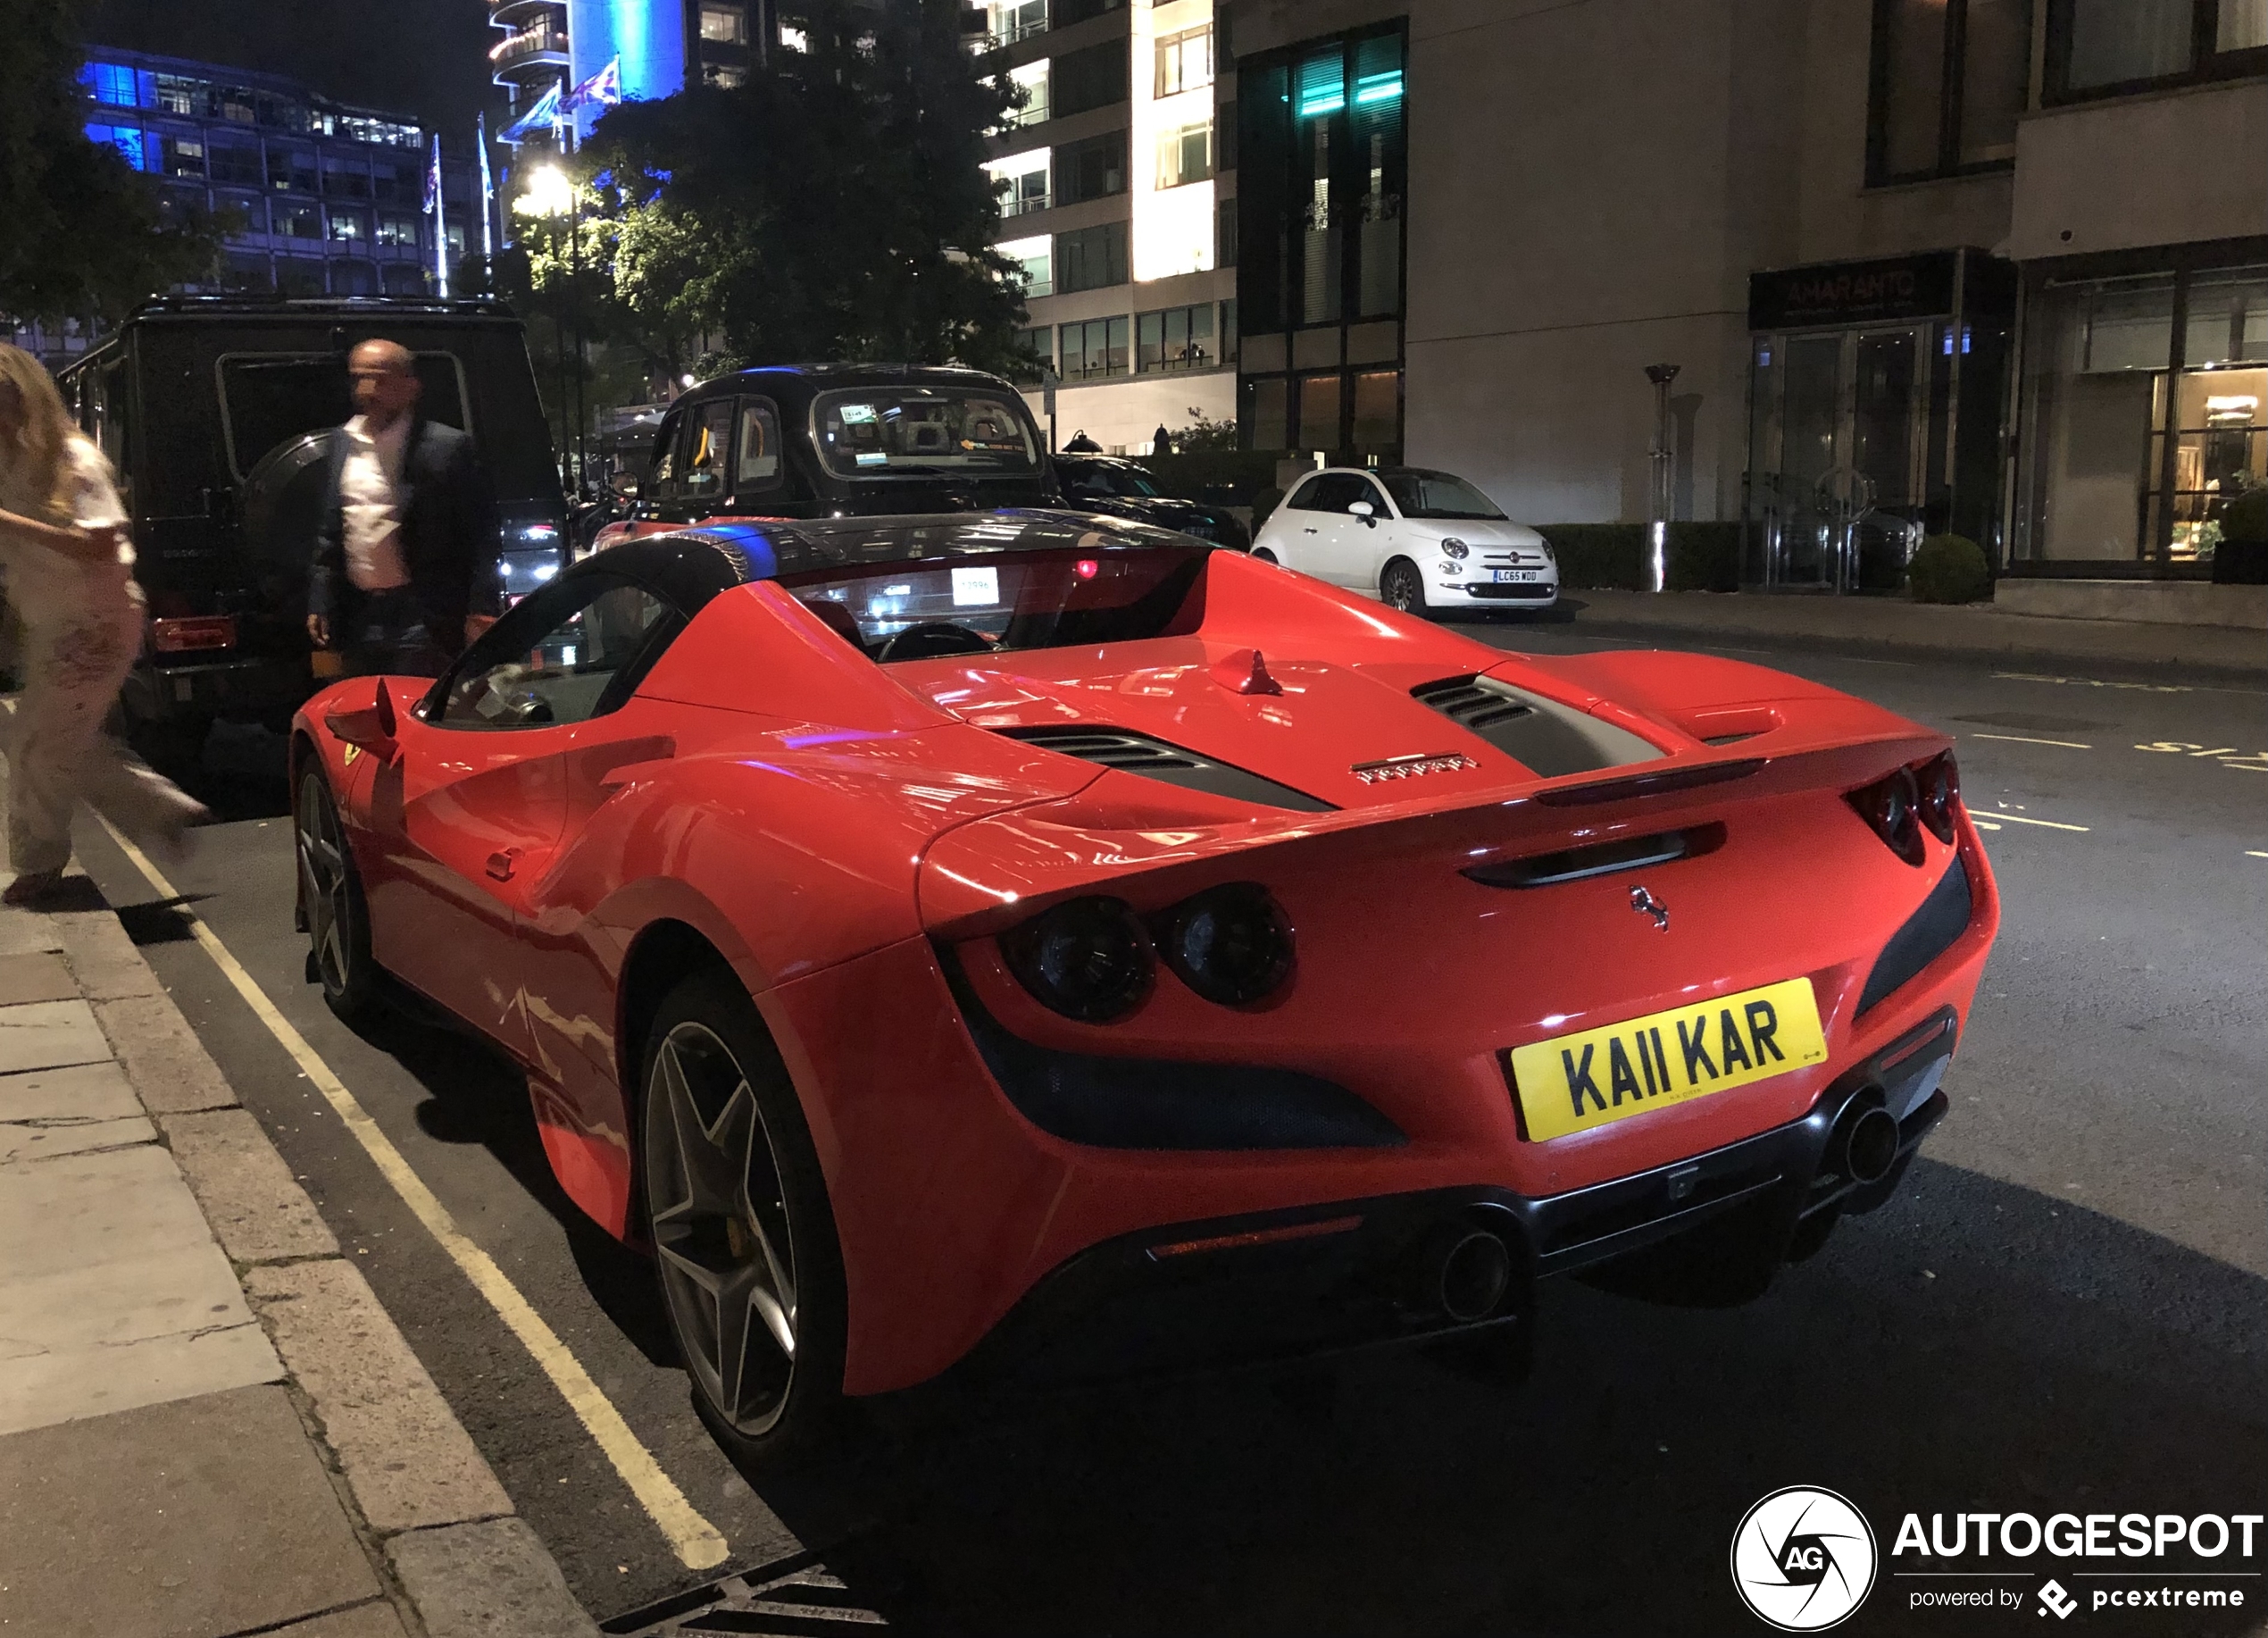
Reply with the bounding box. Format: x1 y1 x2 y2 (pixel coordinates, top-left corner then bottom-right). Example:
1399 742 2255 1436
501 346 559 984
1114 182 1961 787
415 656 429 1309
1245 378 1288 450
1297 372 1340 451
2172 267 2267 559
2015 265 2265 565
1351 370 1398 449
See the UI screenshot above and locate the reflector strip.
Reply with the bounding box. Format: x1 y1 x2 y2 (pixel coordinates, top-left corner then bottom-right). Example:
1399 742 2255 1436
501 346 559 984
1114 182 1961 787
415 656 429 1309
1147 1215 1364 1260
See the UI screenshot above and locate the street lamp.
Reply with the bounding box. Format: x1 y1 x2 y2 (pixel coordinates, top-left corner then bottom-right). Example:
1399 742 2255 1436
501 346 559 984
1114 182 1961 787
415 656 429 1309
513 163 588 497
1644 363 1680 594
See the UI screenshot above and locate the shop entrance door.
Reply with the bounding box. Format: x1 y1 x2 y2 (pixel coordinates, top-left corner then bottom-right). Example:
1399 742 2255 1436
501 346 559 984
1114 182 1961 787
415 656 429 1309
1747 325 1937 589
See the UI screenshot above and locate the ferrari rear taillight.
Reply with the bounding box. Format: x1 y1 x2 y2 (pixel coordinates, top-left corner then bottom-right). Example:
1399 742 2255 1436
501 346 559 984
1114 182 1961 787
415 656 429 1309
1155 883 1295 1008
1847 764 1928 866
1916 751 1961 844
999 897 1154 1023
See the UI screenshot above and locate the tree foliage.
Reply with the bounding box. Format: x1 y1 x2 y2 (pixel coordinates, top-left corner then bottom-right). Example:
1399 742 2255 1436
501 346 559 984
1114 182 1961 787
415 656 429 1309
537 0 1029 381
0 0 222 326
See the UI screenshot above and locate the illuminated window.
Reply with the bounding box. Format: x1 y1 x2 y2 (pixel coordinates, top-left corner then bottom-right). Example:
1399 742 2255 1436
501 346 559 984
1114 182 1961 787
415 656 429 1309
1060 316 1130 380
1005 60 1049 127
1155 26 1213 96
79 62 150 109
278 203 322 239
84 123 149 171
376 214 421 247
1155 121 1213 189
997 232 1054 297
1137 304 1214 372
327 207 368 242
780 25 809 52
700 4 748 44
986 148 1051 216
163 135 205 179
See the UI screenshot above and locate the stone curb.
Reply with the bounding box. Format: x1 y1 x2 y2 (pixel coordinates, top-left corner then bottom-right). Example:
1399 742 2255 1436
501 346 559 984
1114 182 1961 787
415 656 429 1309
41 884 603 1638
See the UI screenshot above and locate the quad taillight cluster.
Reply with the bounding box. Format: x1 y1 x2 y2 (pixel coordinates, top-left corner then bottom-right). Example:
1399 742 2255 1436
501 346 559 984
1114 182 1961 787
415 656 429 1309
998 883 1296 1023
1847 751 1961 867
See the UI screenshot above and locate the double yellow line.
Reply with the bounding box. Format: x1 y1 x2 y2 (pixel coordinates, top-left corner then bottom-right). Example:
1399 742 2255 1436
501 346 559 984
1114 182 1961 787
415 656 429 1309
102 821 730 1571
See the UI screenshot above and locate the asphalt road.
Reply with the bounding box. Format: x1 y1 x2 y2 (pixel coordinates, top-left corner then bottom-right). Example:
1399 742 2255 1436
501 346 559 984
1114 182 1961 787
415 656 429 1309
70 620 2268 1637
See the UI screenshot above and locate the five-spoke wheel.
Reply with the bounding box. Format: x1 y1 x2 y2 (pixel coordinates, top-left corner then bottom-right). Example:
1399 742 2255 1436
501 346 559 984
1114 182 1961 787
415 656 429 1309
295 768 378 1019
641 969 845 1460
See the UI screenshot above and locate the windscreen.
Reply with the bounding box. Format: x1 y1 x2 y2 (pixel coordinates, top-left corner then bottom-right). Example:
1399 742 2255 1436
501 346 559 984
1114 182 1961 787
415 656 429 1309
219 353 468 479
786 546 1206 661
1063 462 1161 498
811 388 1040 478
1379 469 1508 521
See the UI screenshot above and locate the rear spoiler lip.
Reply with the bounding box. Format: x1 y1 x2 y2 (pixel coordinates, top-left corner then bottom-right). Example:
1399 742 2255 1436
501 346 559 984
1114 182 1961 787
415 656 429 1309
918 727 1948 941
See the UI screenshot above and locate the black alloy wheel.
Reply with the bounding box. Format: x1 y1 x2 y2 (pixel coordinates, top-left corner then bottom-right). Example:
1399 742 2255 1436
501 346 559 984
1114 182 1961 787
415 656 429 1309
1380 557 1430 617
641 968 846 1461
295 768 379 1021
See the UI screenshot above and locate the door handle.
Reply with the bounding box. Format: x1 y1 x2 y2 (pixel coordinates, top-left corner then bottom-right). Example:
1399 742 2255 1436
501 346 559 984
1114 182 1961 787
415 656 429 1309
486 847 521 882
1302 527 1319 534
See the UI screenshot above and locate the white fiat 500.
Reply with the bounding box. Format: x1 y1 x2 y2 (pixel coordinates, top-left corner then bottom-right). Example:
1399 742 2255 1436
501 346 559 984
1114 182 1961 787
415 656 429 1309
1249 466 1558 616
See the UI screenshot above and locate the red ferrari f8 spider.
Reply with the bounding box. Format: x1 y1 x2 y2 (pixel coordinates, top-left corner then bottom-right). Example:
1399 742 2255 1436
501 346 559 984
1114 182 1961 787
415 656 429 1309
291 513 1998 1458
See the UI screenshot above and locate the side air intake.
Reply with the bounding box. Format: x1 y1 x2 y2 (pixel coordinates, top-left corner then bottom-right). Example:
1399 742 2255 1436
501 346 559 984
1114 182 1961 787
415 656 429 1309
997 726 1336 813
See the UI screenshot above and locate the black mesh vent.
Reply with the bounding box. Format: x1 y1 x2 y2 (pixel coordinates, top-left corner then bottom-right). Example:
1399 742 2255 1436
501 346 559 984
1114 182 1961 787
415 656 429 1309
1857 855 1974 1015
998 726 1336 812
1411 674 1666 779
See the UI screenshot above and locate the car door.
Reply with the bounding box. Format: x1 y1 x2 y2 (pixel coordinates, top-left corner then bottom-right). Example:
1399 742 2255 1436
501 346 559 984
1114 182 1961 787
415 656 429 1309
1337 474 1398 590
366 574 679 1053
1272 474 1343 580
1303 473 1381 587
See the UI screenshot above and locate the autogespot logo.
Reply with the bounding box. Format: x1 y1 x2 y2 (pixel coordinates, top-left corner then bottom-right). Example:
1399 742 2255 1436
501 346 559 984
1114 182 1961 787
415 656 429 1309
1731 1487 1880 1631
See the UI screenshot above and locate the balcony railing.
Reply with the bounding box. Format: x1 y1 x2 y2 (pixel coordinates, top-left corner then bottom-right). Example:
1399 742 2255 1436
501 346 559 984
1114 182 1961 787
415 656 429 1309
493 22 569 72
1001 189 1053 218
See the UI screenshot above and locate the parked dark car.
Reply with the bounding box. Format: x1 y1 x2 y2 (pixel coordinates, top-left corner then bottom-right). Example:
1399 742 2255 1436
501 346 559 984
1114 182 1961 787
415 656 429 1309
54 297 564 763
597 364 1058 545
1054 454 1251 549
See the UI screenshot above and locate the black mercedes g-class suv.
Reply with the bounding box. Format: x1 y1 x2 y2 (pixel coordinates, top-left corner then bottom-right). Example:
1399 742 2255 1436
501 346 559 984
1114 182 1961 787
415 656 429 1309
54 297 564 762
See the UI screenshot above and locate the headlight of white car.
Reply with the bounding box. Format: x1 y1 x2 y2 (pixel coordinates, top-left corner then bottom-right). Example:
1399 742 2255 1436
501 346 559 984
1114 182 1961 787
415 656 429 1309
1440 538 1470 560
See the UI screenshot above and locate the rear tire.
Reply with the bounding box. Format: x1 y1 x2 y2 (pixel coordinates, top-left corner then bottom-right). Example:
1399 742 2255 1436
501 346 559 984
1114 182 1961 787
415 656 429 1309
294 769 380 1022
1380 557 1432 619
640 967 848 1467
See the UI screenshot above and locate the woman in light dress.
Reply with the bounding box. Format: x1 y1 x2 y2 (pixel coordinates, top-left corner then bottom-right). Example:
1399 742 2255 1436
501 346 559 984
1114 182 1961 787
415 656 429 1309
0 343 205 904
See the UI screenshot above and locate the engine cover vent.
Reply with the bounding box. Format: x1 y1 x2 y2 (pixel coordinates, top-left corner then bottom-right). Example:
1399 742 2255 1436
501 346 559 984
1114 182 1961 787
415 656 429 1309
998 726 1336 812
1411 674 1668 779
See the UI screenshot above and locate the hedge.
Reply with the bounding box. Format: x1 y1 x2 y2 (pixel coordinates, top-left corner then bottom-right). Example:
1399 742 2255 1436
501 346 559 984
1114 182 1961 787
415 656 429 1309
1532 522 1743 592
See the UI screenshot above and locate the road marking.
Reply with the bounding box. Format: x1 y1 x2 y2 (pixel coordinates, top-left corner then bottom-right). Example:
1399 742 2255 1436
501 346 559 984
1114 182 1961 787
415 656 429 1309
1966 732 2093 749
2134 741 2268 770
1981 812 2090 832
1971 820 2003 831
1829 655 1911 667
2249 850 2268 859
97 820 730 1572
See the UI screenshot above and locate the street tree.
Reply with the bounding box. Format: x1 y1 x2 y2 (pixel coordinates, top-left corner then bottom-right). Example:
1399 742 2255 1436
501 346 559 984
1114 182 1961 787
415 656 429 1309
544 0 1032 381
0 0 221 327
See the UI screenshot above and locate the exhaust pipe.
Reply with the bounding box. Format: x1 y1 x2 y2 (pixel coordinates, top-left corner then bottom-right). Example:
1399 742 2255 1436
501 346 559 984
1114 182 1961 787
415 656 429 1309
1830 1093 1902 1187
1413 1225 1513 1323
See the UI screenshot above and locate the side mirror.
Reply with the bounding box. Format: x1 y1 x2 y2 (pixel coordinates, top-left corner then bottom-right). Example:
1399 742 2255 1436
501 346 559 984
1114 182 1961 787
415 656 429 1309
324 681 398 758
1349 500 1376 522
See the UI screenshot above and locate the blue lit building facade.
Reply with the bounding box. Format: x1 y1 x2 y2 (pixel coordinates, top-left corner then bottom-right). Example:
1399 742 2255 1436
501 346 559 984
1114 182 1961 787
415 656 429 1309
491 0 766 149
74 49 474 301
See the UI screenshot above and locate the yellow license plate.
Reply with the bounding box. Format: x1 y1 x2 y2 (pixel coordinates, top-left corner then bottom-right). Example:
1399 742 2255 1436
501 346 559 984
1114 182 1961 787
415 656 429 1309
1508 977 1828 1141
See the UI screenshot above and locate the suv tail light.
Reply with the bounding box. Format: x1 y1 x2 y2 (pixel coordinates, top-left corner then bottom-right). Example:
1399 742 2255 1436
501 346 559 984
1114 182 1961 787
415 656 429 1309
149 615 237 655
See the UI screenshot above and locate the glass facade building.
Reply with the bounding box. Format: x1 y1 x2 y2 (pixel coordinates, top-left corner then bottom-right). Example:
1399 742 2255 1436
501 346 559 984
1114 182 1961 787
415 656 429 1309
74 48 472 300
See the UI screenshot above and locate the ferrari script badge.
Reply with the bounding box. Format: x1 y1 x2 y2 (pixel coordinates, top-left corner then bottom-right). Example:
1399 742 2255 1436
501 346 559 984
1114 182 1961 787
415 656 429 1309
1630 885 1670 931
1350 752 1479 785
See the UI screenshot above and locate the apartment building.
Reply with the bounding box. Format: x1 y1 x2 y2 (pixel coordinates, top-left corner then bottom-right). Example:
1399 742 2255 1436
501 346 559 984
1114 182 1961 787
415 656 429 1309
979 0 1241 453
491 0 769 149
1230 0 2266 604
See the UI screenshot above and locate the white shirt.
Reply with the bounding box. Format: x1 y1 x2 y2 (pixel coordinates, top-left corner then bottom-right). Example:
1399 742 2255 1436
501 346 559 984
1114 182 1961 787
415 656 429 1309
339 414 413 591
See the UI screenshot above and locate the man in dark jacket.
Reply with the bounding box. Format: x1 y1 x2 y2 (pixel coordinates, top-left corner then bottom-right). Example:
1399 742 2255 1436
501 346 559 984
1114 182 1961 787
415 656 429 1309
306 339 500 677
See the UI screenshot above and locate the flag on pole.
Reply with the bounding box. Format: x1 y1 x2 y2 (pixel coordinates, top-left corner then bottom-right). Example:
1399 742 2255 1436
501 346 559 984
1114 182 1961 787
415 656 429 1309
476 113 496 261
428 134 449 298
565 56 622 115
498 79 563 145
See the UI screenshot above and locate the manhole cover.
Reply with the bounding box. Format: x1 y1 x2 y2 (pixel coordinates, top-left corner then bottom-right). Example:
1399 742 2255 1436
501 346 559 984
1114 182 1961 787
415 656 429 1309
603 1551 889 1636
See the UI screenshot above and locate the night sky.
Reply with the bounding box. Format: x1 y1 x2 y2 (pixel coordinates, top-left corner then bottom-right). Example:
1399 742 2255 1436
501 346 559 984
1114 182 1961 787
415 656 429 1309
84 0 503 142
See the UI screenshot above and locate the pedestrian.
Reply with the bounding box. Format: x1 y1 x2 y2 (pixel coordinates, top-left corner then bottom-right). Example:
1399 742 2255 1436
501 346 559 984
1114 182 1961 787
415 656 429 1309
1152 422 1173 456
306 339 501 678
0 344 206 905
1063 429 1102 453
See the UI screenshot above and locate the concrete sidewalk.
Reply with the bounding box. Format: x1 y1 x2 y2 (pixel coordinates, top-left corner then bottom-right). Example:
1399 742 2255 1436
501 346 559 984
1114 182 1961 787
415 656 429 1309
1550 589 2267 675
0 869 600 1637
